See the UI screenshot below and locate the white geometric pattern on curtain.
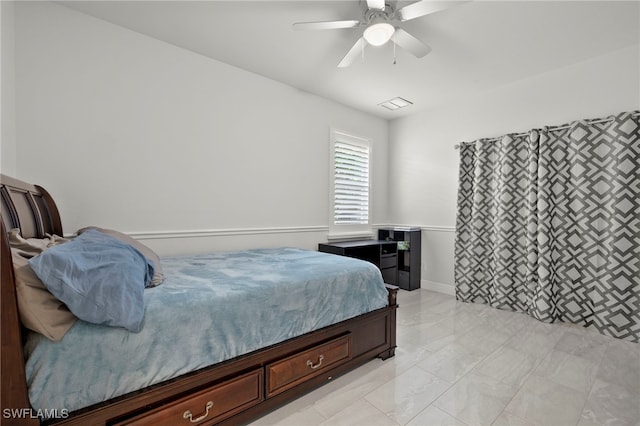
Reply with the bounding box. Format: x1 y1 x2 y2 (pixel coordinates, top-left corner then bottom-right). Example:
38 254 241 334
454 111 640 343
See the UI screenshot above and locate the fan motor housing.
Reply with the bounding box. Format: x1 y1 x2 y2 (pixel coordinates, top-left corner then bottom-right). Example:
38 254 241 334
363 2 396 23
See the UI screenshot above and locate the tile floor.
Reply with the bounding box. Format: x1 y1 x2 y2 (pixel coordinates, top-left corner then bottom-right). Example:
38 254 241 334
249 289 640 426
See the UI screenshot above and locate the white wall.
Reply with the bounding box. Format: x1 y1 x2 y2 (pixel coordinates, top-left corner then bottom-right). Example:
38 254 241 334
1 0 17 176
389 45 640 294
12 2 389 255
9 1 639 280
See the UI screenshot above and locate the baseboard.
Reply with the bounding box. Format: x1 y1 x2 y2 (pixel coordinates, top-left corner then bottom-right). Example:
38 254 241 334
421 279 455 296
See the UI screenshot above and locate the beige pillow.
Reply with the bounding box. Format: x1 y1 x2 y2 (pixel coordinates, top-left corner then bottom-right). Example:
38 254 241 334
78 227 165 287
8 228 69 253
10 245 77 342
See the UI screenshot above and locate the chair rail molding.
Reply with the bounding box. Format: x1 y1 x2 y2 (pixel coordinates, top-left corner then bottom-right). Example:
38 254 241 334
376 224 456 233
123 226 329 241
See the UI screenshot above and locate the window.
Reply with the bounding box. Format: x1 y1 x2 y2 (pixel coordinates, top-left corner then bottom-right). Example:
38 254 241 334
329 129 372 238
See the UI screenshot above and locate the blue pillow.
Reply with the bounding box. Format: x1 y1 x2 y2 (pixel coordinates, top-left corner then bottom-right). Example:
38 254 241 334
29 229 154 332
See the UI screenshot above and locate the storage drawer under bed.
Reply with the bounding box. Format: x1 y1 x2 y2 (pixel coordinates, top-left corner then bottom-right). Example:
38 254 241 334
112 369 263 426
112 334 355 424
266 334 352 397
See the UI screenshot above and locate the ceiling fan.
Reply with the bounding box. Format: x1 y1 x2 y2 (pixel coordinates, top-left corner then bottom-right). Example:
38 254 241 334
293 0 465 67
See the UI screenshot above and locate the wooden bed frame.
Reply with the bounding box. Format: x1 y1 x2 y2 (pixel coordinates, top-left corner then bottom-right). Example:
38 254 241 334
0 174 397 426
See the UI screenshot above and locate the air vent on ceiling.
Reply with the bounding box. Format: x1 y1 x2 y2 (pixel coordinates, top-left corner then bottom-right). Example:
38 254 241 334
379 97 413 111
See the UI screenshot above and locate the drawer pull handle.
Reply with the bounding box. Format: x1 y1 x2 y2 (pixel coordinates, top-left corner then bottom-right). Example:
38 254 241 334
306 354 325 370
183 401 214 423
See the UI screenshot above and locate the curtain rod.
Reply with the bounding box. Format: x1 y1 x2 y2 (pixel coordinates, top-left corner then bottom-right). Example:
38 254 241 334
453 112 639 150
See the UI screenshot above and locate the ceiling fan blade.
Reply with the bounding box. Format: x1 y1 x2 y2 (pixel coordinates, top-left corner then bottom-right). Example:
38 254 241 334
292 20 360 31
366 0 385 11
393 28 431 58
338 37 367 68
398 1 468 22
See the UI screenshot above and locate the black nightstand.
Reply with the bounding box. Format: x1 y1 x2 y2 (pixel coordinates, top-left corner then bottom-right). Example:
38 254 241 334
379 228 421 291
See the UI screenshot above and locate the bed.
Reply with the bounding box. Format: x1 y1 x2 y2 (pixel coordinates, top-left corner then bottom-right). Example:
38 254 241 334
0 174 398 425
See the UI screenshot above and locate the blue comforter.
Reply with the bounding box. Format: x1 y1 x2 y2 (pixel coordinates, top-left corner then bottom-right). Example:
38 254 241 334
24 248 388 412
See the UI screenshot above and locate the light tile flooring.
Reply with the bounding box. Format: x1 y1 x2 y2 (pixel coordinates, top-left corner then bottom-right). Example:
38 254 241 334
250 289 640 426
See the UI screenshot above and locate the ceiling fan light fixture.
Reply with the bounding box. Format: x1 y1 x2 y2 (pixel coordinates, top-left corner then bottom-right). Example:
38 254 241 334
363 22 395 46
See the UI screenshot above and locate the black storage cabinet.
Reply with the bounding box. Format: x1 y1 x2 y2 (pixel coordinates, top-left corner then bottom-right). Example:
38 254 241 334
378 228 421 291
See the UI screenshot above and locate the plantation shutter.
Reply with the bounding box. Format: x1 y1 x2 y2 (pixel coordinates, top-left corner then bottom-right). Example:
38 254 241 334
334 139 370 224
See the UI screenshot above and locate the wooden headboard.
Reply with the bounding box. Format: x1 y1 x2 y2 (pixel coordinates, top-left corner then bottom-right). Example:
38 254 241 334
1 174 63 239
1 174 62 425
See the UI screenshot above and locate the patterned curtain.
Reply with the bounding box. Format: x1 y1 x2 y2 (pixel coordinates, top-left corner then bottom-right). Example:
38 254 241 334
454 111 640 343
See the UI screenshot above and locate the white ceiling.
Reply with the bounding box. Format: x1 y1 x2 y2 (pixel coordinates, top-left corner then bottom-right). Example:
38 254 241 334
58 0 640 120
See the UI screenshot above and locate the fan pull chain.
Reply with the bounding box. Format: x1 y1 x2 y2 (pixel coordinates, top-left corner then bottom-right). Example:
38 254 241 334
393 32 397 65
361 39 365 62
